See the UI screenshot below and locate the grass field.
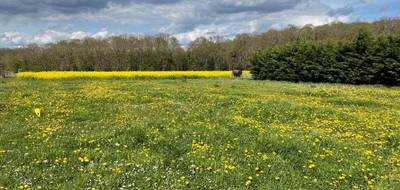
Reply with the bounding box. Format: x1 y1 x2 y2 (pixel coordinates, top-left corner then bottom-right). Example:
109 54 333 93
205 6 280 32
1 77 400 189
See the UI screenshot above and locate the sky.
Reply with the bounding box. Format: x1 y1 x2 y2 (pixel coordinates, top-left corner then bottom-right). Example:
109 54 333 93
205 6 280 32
0 0 399 47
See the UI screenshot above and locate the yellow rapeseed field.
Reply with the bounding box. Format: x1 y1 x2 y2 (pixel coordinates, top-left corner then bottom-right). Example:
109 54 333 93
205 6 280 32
16 71 251 79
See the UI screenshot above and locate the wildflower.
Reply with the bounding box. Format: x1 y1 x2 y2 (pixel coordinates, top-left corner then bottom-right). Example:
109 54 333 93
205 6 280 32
308 164 316 169
245 180 252 186
224 164 236 171
262 154 269 161
246 176 253 186
34 108 41 117
365 150 374 156
112 167 121 173
78 156 90 164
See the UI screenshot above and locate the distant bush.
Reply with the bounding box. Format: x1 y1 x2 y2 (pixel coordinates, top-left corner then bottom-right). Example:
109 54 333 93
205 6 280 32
251 29 400 86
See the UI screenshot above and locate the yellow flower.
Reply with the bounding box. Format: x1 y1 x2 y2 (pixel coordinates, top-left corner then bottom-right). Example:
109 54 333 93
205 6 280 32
78 156 90 164
63 157 68 164
308 164 316 169
34 108 41 117
245 180 252 186
365 150 374 156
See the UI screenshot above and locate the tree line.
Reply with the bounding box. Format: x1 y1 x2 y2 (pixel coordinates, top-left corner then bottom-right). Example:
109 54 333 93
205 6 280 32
251 29 400 86
1 18 400 73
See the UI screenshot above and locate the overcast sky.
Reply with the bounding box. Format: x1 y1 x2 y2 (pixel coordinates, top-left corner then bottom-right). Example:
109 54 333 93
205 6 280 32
0 0 399 47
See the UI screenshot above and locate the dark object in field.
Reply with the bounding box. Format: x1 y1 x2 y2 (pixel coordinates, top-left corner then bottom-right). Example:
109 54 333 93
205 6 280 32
232 70 243 78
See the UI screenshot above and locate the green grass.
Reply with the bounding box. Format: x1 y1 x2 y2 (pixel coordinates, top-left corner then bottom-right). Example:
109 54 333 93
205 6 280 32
1 78 400 189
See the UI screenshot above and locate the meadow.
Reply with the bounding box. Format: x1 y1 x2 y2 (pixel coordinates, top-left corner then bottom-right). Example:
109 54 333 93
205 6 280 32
1 73 400 189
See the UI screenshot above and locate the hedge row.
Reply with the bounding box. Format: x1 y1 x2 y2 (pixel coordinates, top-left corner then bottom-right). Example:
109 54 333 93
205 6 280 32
251 30 400 86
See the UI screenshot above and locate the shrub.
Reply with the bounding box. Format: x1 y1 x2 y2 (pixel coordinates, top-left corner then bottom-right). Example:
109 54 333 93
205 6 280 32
251 30 400 86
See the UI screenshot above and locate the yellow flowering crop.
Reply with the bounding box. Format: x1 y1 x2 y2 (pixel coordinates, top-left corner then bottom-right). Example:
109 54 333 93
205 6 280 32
16 71 251 79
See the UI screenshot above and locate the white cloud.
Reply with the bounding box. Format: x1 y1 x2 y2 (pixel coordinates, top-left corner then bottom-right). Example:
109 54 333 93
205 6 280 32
32 30 69 44
173 1 352 44
0 0 381 47
0 30 109 47
70 31 91 40
0 32 24 45
174 28 215 43
91 30 108 39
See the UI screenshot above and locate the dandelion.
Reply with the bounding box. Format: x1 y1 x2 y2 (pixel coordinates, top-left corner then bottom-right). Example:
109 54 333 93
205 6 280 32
246 176 253 186
63 157 68 164
78 156 90 164
34 108 41 117
365 150 374 156
223 164 236 171
111 167 122 173
245 180 252 186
